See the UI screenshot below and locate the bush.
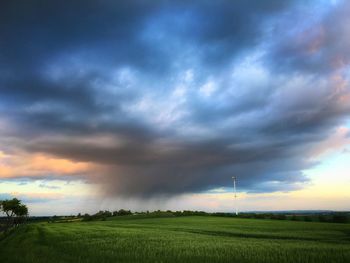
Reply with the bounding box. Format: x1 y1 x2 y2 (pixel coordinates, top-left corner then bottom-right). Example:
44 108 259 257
318 215 329 222
332 214 348 223
291 215 298 221
113 209 132 216
82 214 92 221
303 216 312 222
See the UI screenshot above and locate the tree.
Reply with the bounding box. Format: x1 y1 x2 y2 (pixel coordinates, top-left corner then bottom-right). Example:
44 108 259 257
1 198 28 226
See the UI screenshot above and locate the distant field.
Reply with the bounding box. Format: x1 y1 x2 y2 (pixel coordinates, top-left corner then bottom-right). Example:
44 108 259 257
1 216 350 263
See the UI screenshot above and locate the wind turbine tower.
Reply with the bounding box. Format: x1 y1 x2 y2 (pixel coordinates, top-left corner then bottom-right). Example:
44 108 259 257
232 176 238 215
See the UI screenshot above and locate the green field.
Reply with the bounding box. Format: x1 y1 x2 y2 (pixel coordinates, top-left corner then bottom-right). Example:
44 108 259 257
1 216 350 263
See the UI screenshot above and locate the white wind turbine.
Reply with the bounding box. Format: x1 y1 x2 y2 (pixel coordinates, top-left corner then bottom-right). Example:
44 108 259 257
232 176 238 215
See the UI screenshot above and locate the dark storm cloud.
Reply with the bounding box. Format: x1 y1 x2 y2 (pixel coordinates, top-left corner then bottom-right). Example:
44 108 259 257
23 131 315 197
0 0 297 74
1 0 350 197
0 0 161 70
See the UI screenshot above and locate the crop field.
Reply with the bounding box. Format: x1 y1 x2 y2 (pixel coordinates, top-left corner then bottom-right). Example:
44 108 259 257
1 216 350 263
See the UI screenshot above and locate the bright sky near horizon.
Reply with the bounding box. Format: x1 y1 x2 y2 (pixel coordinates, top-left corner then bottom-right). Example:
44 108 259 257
0 0 350 215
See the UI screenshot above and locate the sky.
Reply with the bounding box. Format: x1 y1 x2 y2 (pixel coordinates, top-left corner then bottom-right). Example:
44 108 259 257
0 0 350 216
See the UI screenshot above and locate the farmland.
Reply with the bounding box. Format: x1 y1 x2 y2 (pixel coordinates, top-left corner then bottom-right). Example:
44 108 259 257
1 215 350 263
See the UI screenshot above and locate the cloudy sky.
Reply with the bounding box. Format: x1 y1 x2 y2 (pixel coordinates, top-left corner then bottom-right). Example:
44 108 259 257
1 0 350 215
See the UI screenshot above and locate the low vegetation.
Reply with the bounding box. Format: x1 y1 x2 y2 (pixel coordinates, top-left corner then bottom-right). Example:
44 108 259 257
1 200 349 262
1 215 350 263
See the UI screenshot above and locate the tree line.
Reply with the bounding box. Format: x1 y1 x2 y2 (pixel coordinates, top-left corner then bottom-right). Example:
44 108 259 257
67 209 350 224
81 209 133 221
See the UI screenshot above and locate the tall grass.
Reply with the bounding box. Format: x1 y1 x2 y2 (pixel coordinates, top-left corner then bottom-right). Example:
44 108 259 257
1 216 349 263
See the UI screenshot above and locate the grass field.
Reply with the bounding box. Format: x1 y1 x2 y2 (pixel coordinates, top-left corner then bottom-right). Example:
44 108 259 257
1 216 350 263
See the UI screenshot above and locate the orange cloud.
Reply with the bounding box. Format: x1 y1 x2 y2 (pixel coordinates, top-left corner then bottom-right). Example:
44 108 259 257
0 151 92 179
30 155 90 174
